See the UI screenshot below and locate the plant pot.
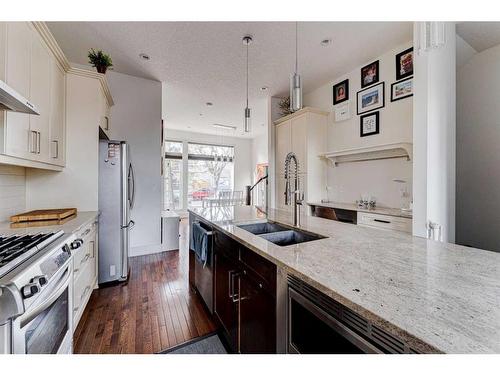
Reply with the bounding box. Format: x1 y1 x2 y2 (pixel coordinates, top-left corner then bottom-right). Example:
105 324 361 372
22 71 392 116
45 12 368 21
96 65 108 74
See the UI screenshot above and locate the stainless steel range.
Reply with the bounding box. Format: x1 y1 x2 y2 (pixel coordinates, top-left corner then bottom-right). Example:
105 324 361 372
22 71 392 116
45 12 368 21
0 230 79 354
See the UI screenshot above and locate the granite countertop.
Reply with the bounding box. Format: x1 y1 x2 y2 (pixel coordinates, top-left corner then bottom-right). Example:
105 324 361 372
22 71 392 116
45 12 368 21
0 211 99 236
189 206 500 353
308 201 413 219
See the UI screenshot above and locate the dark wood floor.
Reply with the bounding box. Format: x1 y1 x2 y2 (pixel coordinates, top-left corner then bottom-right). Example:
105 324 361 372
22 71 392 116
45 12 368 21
73 219 216 354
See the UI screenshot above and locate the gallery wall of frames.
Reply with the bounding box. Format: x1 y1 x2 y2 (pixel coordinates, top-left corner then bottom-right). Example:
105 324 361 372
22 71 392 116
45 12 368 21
304 41 413 151
303 41 413 208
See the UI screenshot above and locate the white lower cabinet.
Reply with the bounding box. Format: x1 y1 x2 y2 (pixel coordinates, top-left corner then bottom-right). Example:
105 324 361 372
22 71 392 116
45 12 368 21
72 219 99 330
357 212 412 234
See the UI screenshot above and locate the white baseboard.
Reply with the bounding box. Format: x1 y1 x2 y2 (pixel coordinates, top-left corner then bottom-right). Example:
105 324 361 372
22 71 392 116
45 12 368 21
130 243 177 257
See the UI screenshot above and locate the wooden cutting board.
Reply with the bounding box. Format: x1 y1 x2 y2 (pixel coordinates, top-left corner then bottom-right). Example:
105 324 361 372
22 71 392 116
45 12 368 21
10 208 77 223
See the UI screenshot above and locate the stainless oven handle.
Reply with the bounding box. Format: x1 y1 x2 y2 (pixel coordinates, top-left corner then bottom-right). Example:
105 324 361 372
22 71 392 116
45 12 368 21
19 267 71 327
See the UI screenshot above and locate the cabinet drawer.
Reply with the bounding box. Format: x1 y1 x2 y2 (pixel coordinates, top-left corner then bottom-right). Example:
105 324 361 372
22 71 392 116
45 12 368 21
75 220 97 241
239 247 276 290
357 212 411 233
73 260 91 313
72 231 96 273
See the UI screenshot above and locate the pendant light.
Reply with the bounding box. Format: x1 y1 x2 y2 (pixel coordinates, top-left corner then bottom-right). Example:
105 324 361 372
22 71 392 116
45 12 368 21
243 35 252 133
290 22 302 112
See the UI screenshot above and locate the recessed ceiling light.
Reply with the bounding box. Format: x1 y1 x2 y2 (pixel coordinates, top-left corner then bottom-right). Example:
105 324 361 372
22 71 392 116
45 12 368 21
260 86 268 91
199 113 203 116
320 39 332 47
213 123 236 130
139 53 150 60
206 102 213 106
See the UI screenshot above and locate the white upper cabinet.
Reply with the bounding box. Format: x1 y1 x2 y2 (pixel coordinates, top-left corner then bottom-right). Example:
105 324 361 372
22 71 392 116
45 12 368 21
29 31 51 163
274 107 328 211
0 22 67 169
99 88 111 138
3 22 32 160
275 120 291 172
49 62 66 166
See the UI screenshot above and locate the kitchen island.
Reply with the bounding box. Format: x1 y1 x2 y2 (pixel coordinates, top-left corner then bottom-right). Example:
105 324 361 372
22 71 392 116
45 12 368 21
189 206 500 354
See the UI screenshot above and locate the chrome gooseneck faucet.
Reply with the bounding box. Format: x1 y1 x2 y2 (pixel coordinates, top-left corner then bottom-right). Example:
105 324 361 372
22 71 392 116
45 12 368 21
284 152 304 227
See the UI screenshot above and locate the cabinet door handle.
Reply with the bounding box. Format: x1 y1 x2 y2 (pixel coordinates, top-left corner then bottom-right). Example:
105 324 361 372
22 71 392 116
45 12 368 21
80 253 90 265
29 131 37 153
82 228 91 237
104 116 109 130
52 140 58 158
37 132 41 154
231 272 240 303
90 240 95 258
80 286 91 301
374 219 391 224
228 270 234 298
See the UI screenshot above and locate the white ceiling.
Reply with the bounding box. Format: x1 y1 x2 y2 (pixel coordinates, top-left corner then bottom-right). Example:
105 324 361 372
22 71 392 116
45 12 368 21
48 22 412 139
457 22 500 53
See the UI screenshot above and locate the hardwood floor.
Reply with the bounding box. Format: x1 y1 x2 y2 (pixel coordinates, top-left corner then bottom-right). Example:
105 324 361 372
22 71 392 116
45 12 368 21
73 218 216 354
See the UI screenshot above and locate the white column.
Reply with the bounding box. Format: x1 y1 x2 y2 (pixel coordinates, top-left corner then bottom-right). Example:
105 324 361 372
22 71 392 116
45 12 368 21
412 22 456 242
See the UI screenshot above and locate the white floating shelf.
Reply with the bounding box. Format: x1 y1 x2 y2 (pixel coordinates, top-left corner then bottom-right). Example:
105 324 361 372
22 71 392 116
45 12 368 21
320 142 413 167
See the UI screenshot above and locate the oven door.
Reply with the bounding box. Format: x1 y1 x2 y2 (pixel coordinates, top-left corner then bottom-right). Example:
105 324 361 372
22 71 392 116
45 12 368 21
11 264 73 354
288 288 382 354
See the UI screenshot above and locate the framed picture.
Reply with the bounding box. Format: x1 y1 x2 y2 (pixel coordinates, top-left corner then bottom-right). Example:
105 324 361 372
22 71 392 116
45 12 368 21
356 82 384 115
391 77 413 102
396 47 413 80
334 103 351 122
361 60 379 88
360 111 379 137
333 79 349 105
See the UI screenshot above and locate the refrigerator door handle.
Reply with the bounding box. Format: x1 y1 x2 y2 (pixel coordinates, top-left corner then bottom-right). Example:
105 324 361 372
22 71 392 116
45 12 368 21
121 220 135 229
128 163 136 209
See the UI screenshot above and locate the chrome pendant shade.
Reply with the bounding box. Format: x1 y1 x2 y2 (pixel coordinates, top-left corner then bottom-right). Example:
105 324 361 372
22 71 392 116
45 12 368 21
290 22 303 113
243 35 252 133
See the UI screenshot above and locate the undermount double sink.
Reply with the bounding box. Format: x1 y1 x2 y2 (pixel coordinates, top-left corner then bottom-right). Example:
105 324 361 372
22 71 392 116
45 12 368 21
236 221 327 247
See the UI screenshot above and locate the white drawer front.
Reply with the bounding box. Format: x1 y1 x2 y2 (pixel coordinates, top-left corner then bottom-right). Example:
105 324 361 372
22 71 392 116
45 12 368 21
357 212 412 233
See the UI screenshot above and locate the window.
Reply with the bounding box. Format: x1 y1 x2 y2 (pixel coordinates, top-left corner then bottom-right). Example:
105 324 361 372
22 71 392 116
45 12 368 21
187 143 234 208
163 140 235 210
164 141 183 210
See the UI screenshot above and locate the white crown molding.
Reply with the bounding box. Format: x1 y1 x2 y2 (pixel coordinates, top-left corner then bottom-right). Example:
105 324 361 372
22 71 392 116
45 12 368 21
66 66 114 106
31 22 71 71
31 22 114 107
274 106 329 125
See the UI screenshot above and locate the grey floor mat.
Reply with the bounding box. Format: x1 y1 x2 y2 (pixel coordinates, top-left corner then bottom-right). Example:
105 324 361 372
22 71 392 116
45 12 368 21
164 334 228 354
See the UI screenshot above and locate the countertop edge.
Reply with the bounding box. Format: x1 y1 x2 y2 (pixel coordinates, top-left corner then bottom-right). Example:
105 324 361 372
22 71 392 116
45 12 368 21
188 209 442 354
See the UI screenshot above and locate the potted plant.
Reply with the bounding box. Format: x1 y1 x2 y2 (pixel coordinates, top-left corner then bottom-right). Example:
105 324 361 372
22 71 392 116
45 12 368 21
88 49 113 74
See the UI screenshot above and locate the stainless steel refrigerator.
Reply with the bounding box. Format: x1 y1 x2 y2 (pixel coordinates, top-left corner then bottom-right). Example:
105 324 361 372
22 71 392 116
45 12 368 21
98 140 135 284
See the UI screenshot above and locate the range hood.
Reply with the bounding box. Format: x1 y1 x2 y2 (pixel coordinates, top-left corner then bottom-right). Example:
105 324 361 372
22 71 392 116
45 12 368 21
0 80 39 115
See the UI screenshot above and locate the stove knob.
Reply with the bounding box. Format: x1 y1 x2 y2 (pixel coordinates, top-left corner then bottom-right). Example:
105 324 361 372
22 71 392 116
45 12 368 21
32 275 48 287
22 283 40 299
62 244 71 254
70 239 83 250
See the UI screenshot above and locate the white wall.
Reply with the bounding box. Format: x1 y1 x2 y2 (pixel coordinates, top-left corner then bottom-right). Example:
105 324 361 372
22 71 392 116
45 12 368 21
251 132 268 179
0 165 25 222
107 71 162 255
412 22 456 242
456 41 500 252
165 128 253 202
304 41 413 208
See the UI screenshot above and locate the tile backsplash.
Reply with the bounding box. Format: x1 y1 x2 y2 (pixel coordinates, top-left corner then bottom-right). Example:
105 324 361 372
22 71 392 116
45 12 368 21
0 165 26 222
